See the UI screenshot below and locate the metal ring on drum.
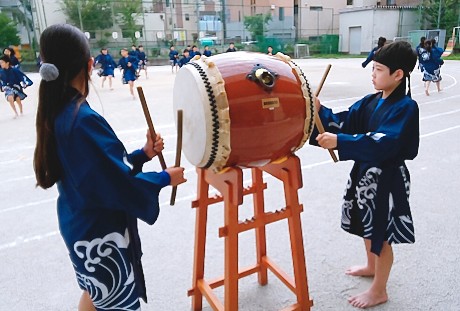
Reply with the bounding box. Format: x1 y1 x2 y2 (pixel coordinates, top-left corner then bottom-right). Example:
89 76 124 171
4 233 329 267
173 51 314 172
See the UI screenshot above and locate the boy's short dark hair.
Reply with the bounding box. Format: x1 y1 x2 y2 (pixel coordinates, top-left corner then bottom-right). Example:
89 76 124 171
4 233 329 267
183 49 189 54
373 41 417 76
0 55 10 63
138 45 143 48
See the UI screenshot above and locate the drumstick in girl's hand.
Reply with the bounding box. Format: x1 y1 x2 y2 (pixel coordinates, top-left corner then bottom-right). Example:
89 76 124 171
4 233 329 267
314 64 339 163
170 109 183 206
137 86 167 170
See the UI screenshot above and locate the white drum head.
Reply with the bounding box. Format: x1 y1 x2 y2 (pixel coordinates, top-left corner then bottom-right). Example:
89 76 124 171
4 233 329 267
173 57 230 170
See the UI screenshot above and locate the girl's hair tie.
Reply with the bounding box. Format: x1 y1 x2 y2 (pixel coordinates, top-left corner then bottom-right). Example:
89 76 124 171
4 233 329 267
39 63 59 81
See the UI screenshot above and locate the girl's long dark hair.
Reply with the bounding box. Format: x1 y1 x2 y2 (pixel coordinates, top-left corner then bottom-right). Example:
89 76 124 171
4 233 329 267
34 24 90 189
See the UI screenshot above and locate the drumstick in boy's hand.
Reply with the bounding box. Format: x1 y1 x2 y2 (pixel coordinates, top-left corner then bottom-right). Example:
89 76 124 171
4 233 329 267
137 86 167 170
170 109 183 206
314 64 338 162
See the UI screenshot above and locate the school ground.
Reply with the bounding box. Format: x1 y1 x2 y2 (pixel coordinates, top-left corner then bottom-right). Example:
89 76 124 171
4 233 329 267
0 58 459 311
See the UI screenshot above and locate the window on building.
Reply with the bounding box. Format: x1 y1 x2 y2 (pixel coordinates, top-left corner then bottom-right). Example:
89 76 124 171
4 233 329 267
387 0 395 4
238 11 241 22
347 0 353 5
279 7 284 21
185 13 190 21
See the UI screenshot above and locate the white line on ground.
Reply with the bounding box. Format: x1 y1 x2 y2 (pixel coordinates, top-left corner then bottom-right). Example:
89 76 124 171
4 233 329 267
420 125 460 138
420 108 460 121
0 119 456 252
0 231 59 251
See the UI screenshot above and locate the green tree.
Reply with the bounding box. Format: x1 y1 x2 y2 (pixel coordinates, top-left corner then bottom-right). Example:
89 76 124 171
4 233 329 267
114 0 143 45
61 0 114 32
421 0 460 38
243 13 272 40
0 13 20 47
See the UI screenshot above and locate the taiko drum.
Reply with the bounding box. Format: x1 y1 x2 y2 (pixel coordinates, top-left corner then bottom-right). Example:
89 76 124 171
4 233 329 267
173 51 314 172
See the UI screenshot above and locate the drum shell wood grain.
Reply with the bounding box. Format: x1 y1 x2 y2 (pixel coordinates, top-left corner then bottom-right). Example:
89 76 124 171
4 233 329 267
210 52 308 168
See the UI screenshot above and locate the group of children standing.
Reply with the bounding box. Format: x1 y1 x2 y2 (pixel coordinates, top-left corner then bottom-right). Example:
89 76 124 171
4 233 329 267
93 45 149 99
168 44 212 73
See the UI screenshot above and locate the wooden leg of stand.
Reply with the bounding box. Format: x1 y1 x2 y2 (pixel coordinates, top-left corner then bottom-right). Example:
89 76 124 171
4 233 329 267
263 156 312 310
224 177 240 311
204 167 243 311
252 168 268 285
191 169 210 311
282 161 311 310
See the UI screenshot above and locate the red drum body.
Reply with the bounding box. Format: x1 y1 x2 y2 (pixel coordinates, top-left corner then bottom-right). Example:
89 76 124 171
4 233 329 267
173 51 314 172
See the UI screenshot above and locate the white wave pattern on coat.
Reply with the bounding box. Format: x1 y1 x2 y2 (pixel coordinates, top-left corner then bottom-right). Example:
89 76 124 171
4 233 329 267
73 229 140 311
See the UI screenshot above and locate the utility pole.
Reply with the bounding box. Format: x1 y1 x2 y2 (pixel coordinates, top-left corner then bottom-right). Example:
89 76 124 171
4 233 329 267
196 0 200 40
20 1 36 58
437 0 442 29
221 0 226 43
77 0 84 31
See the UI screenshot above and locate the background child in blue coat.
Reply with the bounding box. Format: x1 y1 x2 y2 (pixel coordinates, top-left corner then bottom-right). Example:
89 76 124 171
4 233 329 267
118 48 139 99
137 45 148 79
34 24 186 311
311 41 419 309
94 48 116 90
168 45 179 73
0 54 33 118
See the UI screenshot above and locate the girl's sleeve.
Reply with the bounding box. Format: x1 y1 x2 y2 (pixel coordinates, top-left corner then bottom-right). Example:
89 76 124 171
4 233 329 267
70 112 170 225
337 102 419 163
127 149 150 175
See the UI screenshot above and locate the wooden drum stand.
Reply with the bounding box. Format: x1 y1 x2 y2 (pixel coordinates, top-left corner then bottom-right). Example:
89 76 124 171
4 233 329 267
188 155 313 311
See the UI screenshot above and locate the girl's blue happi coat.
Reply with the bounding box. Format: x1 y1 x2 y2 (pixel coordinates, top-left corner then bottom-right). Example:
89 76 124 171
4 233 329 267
310 88 419 255
55 93 170 310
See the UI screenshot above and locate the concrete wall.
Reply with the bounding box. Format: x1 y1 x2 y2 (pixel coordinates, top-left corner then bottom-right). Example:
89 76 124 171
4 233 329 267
226 0 294 41
298 0 346 38
339 7 418 53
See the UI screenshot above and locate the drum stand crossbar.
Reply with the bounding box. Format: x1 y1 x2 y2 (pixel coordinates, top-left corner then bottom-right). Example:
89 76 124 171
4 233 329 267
188 155 313 311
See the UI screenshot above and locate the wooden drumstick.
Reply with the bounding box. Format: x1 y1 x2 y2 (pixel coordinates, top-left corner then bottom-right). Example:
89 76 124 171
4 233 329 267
170 109 183 206
315 64 338 163
136 86 167 170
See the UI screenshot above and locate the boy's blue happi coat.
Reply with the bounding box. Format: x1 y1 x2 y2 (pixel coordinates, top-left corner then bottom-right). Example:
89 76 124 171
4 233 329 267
55 95 170 310
310 90 419 255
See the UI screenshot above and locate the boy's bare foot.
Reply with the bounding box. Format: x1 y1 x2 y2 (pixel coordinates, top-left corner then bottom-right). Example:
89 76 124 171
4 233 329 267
345 265 375 277
425 89 430 96
348 289 388 309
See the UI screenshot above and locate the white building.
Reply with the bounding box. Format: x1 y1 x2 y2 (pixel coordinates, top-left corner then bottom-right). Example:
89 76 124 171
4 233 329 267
339 3 419 54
